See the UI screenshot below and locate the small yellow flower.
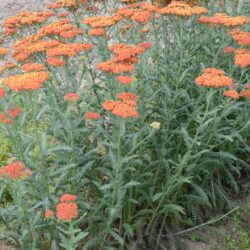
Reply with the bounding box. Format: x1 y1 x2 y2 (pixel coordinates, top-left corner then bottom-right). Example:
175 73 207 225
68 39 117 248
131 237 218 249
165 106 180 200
150 122 161 129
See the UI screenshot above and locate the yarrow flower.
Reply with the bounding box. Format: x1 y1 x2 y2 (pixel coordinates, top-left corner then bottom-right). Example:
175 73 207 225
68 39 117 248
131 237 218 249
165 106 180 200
230 29 250 46
138 42 152 49
239 89 250 98
47 57 65 67
116 92 137 101
3 71 49 91
4 11 53 35
116 75 133 85
7 107 22 118
0 62 17 73
234 48 250 68
0 47 7 55
0 161 32 180
21 63 46 72
102 92 138 118
84 112 101 120
223 90 240 99
63 93 80 102
195 68 233 88
88 28 106 36
223 46 235 54
45 209 54 218
0 88 5 98
197 13 249 27
60 194 78 203
159 1 208 17
56 202 78 221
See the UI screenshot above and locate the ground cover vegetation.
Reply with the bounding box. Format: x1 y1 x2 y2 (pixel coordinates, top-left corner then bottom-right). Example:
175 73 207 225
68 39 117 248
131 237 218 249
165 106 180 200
0 0 249 249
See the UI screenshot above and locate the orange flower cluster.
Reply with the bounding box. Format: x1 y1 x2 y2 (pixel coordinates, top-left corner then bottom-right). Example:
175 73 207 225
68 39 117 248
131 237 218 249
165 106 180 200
0 62 17 73
56 194 78 221
234 49 250 68
223 46 235 54
230 29 250 46
3 71 49 91
117 3 160 24
47 57 65 66
239 89 250 98
83 15 121 28
97 61 135 74
97 43 145 74
45 209 54 218
110 43 144 62
39 19 82 39
7 107 22 118
21 63 46 72
46 43 93 57
197 13 249 27
52 0 87 9
4 11 53 35
57 12 69 18
0 107 22 124
88 28 106 37
60 193 78 202
138 42 153 49
0 88 5 99
0 161 32 180
63 93 80 101
103 92 138 118
223 90 239 99
117 75 133 85
0 47 7 55
0 113 13 124
84 112 101 120
195 68 234 88
12 35 61 61
159 1 208 17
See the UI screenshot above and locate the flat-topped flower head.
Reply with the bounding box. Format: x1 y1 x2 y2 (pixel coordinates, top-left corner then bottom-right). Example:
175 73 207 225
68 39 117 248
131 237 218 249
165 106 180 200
239 89 250 98
230 29 250 46
0 47 7 56
45 209 54 218
0 88 5 99
97 60 135 74
83 15 120 28
0 113 13 124
234 48 250 68
47 57 65 67
84 112 101 120
21 63 46 72
197 13 249 27
3 71 49 91
103 92 139 118
56 202 78 221
0 161 32 180
195 68 233 88
60 194 78 203
223 46 235 54
88 28 106 37
159 1 208 17
116 92 138 101
4 11 53 35
7 107 22 118
117 75 133 85
63 93 80 102
111 102 138 118
223 90 239 99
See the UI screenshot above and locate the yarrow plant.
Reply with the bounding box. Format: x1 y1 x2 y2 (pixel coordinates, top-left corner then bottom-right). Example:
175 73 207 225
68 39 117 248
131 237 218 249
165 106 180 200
0 0 249 249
